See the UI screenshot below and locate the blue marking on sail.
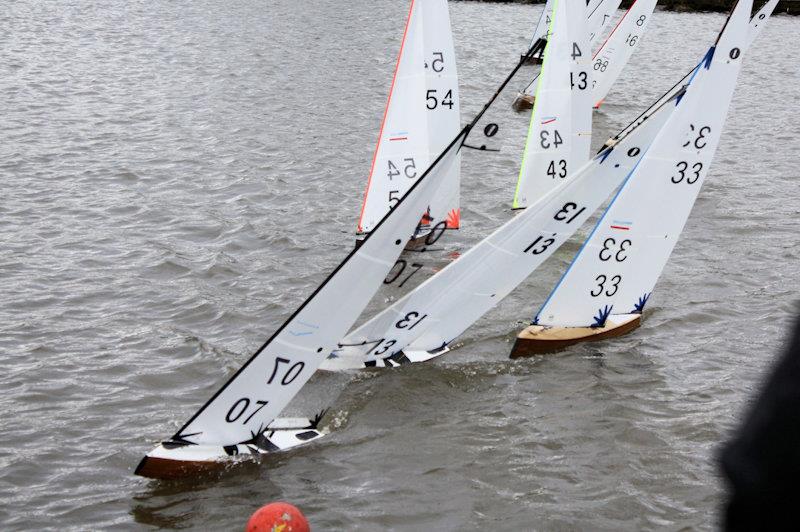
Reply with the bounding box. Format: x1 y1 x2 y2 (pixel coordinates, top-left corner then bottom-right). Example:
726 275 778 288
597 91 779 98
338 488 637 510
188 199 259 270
632 292 651 313
597 147 613 164
592 305 613 328
702 45 716 69
677 48 713 105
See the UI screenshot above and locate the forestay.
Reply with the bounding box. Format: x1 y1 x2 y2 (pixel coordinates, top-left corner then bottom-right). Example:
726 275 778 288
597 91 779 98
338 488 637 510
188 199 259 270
591 0 658 108
357 0 461 239
324 101 675 370
534 0 754 329
513 0 592 210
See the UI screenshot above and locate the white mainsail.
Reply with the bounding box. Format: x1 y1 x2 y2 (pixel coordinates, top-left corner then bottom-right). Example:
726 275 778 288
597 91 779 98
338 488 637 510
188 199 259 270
325 100 675 370
534 0 755 329
586 0 624 44
357 0 461 240
591 0 658 109
513 0 592 210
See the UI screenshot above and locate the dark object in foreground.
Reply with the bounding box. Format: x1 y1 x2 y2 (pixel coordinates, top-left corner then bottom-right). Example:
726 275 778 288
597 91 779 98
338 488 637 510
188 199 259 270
719 312 800 530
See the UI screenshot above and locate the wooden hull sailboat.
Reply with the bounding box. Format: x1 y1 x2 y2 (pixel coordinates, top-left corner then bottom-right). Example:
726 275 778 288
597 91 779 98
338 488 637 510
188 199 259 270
510 313 641 357
512 0 775 356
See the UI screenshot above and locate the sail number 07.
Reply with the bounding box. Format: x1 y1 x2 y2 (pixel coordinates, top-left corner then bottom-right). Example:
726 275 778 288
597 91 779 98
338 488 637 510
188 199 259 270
224 357 306 424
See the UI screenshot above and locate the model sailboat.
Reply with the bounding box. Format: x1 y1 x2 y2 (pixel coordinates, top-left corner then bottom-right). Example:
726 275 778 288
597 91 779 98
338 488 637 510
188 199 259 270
513 0 622 111
513 0 592 210
136 26 546 479
356 0 461 248
511 0 763 356
321 0 777 370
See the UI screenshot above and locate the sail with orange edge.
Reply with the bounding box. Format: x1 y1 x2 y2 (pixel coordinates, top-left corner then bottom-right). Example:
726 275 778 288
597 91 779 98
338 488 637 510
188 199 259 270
356 0 460 243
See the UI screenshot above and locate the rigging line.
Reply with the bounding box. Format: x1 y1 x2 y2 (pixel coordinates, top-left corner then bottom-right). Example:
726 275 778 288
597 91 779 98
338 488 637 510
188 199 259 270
462 37 547 144
169 37 546 442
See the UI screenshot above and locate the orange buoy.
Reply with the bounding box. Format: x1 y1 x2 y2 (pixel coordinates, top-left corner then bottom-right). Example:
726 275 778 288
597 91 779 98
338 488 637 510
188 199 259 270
246 502 310 532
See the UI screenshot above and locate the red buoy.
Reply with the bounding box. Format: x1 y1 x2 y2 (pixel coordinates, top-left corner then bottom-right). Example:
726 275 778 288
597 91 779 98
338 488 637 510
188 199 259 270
246 502 310 532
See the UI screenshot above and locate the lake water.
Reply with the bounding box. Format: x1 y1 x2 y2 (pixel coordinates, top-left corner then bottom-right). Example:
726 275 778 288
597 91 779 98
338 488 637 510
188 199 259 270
2 1 799 529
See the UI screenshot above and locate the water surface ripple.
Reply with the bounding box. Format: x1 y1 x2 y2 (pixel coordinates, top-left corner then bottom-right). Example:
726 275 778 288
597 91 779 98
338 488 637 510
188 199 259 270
1 1 798 530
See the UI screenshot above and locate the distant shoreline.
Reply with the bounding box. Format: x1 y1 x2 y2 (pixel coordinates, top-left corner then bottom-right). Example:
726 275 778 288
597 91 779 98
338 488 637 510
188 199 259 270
453 0 800 15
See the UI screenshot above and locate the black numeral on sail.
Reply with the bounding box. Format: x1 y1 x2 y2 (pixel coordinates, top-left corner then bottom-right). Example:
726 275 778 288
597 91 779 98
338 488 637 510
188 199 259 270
571 42 582 59
267 357 305 386
547 159 567 179
395 311 427 330
387 158 416 180
554 202 586 224
591 274 622 297
570 71 587 90
671 161 703 184
682 124 711 149
384 259 423 287
524 234 556 255
599 238 631 262
426 89 454 110
373 339 396 356
226 398 269 424
431 51 444 72
540 130 563 149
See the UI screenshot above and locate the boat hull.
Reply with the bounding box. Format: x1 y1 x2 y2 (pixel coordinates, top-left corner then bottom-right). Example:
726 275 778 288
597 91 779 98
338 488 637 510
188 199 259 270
135 418 326 480
512 92 535 112
520 53 543 66
510 313 641 357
